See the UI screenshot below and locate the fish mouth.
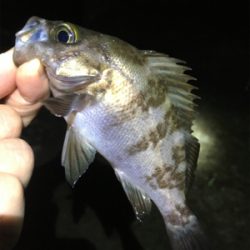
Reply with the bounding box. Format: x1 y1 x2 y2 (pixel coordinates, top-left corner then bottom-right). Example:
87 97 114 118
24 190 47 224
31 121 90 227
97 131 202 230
15 17 43 36
15 27 35 38
15 27 38 44
46 68 100 93
15 18 38 38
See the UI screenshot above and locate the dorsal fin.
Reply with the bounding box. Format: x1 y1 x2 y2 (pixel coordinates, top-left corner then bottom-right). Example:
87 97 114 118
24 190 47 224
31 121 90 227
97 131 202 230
185 134 200 192
142 50 199 132
142 51 200 192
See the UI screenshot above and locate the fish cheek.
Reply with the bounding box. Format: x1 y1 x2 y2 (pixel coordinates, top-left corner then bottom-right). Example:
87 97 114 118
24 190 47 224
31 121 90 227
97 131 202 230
55 57 98 77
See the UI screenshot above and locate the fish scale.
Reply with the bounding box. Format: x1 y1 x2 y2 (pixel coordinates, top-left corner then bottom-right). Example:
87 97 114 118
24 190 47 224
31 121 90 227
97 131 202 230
13 16 210 250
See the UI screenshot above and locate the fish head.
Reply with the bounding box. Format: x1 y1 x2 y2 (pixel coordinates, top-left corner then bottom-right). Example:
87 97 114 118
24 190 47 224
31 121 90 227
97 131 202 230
13 16 112 96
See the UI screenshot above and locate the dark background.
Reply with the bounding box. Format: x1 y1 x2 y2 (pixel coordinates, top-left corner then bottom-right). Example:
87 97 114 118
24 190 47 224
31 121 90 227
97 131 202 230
0 0 249 249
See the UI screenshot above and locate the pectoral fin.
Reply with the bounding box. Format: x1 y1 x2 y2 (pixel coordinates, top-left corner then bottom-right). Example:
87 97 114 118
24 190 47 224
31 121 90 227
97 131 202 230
43 93 94 117
114 169 152 220
62 126 96 187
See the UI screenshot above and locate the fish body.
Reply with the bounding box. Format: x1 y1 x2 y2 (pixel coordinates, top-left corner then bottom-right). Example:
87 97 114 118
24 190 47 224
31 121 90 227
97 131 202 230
14 17 208 250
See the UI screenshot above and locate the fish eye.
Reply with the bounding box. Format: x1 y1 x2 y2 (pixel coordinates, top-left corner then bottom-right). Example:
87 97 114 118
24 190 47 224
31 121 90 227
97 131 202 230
54 24 77 44
57 29 71 43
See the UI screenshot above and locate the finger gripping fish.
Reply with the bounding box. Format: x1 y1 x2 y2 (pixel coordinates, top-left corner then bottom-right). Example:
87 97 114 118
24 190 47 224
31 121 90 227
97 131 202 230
13 17 209 250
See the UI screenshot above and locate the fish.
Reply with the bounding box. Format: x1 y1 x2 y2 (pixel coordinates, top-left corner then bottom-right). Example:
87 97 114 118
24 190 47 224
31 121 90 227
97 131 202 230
13 17 209 250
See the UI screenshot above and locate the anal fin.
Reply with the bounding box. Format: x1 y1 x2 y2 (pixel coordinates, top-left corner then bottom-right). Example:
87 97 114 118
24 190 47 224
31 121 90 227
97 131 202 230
114 169 152 221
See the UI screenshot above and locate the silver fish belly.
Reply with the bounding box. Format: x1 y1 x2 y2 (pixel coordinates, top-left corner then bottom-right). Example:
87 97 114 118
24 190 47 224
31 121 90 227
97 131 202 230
13 16 209 250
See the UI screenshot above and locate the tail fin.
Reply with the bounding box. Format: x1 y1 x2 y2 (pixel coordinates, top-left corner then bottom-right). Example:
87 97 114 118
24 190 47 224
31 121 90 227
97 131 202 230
165 211 210 250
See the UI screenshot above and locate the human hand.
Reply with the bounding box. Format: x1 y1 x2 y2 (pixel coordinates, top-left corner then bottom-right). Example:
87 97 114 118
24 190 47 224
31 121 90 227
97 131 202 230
0 49 49 250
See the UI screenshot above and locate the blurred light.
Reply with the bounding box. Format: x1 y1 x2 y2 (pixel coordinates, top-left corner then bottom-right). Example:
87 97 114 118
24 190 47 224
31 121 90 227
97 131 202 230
192 117 216 167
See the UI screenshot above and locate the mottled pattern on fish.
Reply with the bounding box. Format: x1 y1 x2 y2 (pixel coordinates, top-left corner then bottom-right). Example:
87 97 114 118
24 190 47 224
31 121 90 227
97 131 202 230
13 17 209 250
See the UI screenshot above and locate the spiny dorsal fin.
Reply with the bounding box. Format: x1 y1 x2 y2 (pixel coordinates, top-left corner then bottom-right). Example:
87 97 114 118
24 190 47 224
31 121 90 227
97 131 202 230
142 50 199 132
114 169 152 221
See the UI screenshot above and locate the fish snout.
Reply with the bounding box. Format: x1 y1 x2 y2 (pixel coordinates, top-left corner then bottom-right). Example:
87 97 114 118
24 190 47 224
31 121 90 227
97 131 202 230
15 16 48 44
13 17 49 66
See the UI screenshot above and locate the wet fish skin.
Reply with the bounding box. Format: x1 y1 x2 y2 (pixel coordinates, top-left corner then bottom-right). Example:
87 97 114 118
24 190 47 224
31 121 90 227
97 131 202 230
13 17 209 250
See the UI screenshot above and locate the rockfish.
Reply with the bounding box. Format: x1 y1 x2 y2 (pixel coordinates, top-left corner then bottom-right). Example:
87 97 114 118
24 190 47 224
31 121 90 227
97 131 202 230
13 17 208 250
